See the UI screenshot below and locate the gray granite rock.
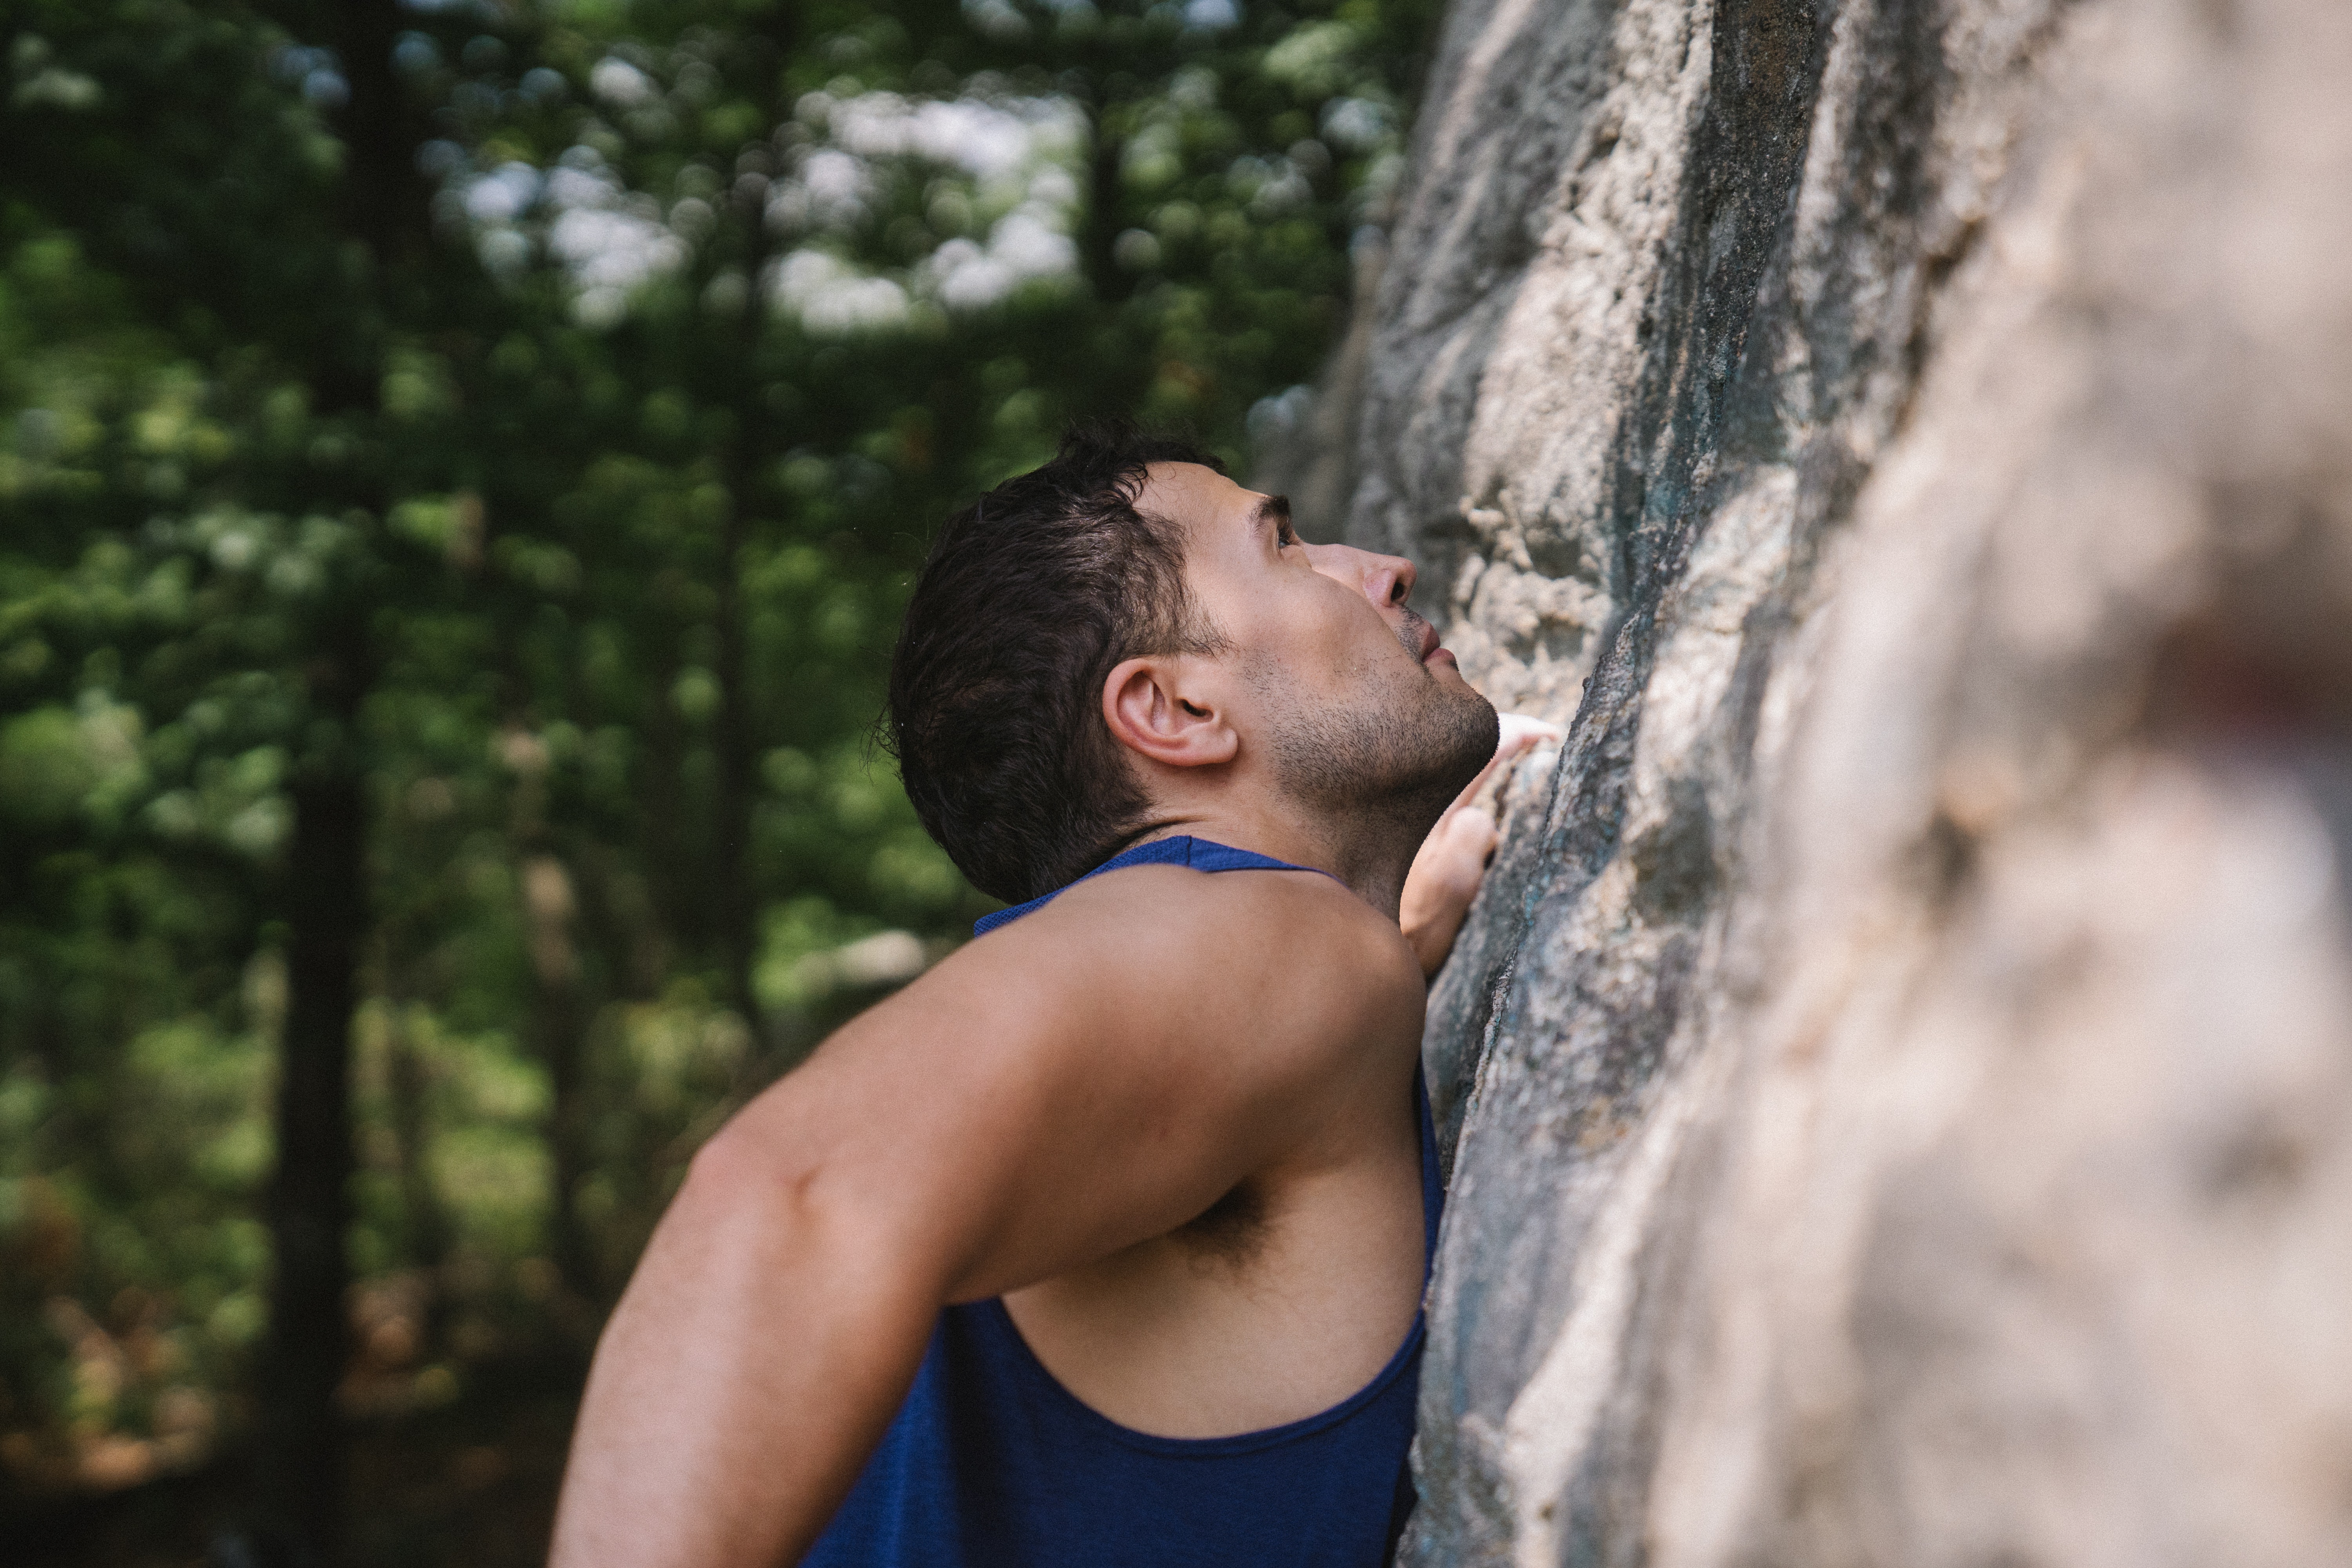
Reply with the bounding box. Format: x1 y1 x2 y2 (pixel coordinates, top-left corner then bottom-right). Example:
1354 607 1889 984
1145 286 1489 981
1349 0 2352 1561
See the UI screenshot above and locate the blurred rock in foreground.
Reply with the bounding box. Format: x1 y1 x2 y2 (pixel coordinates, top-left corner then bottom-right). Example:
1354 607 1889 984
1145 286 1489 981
1347 0 2352 1559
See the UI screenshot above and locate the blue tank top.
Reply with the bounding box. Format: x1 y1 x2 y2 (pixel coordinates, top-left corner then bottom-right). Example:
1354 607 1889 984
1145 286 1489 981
801 836 1441 1567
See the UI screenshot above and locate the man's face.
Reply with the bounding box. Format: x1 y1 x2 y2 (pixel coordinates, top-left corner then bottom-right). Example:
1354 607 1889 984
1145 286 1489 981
1136 462 1498 823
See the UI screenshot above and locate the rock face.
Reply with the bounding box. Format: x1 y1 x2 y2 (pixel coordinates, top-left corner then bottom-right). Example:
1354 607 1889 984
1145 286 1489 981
1340 0 2352 1559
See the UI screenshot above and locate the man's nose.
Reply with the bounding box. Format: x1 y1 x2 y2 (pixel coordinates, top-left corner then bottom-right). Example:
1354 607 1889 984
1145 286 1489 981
1306 543 1418 610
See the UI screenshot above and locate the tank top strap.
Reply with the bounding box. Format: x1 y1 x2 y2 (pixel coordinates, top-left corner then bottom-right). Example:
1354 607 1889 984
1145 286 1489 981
1414 1062 1443 1274
973 834 1341 936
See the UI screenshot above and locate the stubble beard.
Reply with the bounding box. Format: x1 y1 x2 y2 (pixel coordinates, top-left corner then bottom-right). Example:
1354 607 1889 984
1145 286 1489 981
1254 612 1501 840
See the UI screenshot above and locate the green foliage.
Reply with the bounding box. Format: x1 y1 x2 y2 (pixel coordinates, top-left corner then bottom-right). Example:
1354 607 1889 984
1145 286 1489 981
0 0 1437 1510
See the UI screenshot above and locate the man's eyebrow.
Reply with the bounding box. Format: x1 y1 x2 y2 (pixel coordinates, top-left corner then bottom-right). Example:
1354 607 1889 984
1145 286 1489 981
1250 494 1293 535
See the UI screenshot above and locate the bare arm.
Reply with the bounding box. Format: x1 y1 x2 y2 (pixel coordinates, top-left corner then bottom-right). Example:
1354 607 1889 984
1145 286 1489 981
547 867 1421 1568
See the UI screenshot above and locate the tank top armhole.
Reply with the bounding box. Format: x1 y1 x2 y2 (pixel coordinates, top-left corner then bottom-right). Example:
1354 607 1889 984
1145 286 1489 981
964 1061 1443 1459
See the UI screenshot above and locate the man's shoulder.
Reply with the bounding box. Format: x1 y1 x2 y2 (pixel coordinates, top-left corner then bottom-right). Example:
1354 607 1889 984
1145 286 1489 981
938 862 1420 1127
990 860 1422 1019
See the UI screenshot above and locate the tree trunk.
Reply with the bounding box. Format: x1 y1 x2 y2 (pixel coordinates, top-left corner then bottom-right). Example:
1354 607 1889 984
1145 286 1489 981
708 4 803 1044
640 642 688 987
709 486 760 1037
260 758 365 1562
1082 81 1130 308
250 1 411 1557
381 990 451 1347
521 852 598 1304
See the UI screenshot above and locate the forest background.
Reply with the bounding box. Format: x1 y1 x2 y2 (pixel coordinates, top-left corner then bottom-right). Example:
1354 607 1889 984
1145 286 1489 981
0 0 1437 1559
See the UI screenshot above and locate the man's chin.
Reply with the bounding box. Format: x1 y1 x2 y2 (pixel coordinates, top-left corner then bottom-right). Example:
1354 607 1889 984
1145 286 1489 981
1417 682 1501 805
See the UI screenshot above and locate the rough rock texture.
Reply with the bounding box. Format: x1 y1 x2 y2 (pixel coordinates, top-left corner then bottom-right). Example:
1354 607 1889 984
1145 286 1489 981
1342 0 2352 1561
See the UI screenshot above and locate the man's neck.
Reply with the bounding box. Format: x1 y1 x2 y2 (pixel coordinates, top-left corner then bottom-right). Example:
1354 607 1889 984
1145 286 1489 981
1127 802 1427 922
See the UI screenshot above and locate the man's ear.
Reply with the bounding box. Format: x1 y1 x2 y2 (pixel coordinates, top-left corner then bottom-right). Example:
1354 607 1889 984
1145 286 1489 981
1102 655 1239 770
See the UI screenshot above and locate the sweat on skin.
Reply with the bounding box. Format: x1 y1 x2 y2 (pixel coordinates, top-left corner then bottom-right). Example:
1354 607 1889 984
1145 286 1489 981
548 460 1554 1566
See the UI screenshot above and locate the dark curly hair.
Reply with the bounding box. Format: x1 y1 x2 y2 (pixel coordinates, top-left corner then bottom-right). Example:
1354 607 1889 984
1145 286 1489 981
885 424 1231 904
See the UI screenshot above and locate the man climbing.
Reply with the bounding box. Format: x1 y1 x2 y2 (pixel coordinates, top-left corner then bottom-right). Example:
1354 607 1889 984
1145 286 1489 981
549 426 1547 1565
